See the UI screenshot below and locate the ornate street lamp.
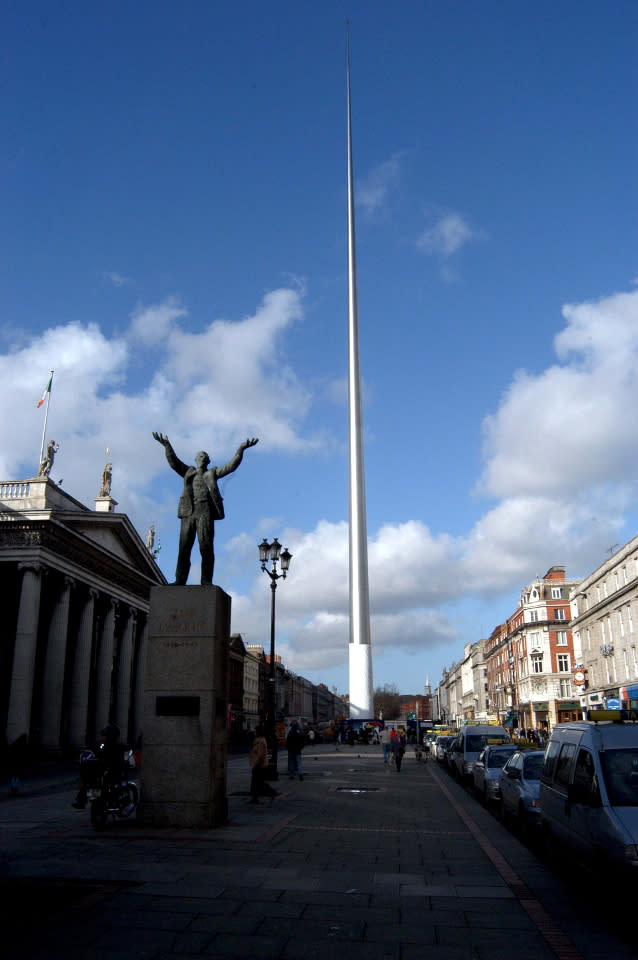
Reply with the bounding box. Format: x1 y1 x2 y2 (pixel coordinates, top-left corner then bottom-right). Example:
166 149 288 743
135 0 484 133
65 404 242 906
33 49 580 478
258 537 293 778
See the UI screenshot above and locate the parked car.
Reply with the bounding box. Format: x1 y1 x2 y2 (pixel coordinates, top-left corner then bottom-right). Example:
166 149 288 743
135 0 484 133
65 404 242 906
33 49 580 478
539 711 638 873
435 735 455 765
499 749 544 830
472 744 518 804
449 724 511 782
424 732 437 755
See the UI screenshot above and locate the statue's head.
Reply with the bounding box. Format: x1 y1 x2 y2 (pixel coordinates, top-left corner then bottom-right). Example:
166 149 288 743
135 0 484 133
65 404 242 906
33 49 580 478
195 451 210 469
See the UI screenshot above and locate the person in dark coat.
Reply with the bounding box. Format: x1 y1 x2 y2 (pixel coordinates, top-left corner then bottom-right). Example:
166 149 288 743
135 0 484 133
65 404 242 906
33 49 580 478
248 726 279 804
391 733 406 773
286 722 305 781
72 722 125 809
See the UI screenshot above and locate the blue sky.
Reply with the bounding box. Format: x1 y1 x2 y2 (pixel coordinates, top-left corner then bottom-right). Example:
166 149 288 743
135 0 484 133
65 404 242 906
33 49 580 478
2 2 637 698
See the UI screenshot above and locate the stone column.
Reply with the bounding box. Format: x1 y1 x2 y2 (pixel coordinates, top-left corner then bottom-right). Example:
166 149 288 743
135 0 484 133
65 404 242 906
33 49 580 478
40 576 74 750
68 587 98 749
6 563 43 747
94 598 117 731
132 617 148 746
115 606 136 740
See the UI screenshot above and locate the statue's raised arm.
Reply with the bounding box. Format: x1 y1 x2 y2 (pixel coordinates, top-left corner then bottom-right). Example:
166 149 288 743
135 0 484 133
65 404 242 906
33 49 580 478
152 431 189 478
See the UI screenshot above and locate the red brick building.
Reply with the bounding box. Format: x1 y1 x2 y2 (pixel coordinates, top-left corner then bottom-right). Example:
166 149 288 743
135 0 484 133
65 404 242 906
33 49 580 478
484 566 581 733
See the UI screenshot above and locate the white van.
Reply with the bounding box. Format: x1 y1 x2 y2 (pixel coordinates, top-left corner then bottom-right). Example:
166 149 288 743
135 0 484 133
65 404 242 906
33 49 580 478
539 710 638 872
449 724 510 781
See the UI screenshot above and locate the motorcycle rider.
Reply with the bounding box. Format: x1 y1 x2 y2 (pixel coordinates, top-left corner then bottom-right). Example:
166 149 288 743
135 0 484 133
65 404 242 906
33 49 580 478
72 722 125 809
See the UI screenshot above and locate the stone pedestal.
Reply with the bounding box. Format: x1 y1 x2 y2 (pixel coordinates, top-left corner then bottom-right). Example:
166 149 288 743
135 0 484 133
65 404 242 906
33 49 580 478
137 585 230 827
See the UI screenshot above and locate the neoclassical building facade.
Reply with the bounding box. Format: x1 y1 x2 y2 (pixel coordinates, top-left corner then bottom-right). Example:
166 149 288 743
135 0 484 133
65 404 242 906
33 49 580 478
569 533 638 711
0 476 166 755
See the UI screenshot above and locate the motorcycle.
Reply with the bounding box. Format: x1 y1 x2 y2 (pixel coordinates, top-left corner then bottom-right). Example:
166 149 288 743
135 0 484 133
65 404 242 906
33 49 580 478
79 748 139 830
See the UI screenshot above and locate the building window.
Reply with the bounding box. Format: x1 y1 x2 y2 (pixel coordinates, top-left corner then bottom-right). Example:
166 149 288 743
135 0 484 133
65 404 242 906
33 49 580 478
554 609 566 621
551 587 562 599
559 678 572 697
619 609 625 637
530 631 540 647
628 605 634 635
623 566 628 585
557 654 570 672
532 654 543 674
604 580 608 598
556 630 568 646
530 610 539 623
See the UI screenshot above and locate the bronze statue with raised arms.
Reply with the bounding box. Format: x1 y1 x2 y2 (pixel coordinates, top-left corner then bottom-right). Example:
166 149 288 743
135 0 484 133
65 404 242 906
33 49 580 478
153 432 258 585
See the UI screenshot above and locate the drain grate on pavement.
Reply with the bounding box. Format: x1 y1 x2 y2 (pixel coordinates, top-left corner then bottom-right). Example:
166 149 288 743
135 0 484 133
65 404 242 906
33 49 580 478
335 786 380 793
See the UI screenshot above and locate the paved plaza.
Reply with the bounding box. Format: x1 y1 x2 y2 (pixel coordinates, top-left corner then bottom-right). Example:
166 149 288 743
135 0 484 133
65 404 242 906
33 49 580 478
0 744 634 960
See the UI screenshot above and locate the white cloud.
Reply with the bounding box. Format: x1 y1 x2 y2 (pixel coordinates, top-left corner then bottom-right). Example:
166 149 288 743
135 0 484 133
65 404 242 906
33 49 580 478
4 282 638 688
0 322 127 479
417 212 480 257
104 271 133 288
129 297 187 345
357 152 404 215
479 289 638 500
0 286 313 510
229 286 638 678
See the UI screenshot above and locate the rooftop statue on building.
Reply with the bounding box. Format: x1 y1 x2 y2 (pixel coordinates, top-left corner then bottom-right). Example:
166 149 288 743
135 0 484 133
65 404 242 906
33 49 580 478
99 461 112 497
38 440 59 478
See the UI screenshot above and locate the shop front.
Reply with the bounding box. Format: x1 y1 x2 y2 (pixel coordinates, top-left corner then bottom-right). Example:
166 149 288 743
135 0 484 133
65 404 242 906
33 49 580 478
556 700 582 723
533 701 550 733
620 683 638 710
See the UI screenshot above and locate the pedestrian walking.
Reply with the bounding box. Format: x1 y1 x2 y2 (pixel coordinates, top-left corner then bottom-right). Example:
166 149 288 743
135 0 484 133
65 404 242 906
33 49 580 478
248 726 279 804
392 732 406 772
380 725 392 764
286 722 305 781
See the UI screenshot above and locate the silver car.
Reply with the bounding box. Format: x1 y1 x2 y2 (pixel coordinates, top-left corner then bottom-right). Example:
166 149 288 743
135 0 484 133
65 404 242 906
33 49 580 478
472 744 518 805
499 749 544 830
435 735 454 764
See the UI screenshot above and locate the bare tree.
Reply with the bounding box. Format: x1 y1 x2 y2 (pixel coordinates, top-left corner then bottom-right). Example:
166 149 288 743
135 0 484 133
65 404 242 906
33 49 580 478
374 684 401 720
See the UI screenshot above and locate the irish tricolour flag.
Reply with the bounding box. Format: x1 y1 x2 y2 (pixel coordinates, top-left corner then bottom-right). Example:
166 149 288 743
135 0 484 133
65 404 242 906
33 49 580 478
37 373 53 408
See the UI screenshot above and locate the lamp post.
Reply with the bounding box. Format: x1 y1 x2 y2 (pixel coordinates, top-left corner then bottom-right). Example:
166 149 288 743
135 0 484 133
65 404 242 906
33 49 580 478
258 537 293 779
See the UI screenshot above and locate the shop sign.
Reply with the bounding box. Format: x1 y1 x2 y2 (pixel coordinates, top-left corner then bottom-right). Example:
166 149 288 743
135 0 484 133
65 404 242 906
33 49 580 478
533 702 549 711
558 702 580 710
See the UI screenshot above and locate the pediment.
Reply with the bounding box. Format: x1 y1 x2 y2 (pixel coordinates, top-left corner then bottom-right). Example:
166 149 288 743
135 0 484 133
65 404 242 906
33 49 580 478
62 511 164 582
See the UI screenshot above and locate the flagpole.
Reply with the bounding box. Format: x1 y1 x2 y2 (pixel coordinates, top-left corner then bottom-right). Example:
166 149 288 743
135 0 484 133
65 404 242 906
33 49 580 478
39 370 54 467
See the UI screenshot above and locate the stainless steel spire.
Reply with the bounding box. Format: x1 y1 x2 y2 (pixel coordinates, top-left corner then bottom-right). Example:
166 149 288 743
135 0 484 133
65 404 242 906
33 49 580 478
346 30 374 718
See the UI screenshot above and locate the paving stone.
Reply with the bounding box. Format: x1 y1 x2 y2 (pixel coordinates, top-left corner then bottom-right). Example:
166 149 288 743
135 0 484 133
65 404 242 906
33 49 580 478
203 933 289 958
1 747 635 960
